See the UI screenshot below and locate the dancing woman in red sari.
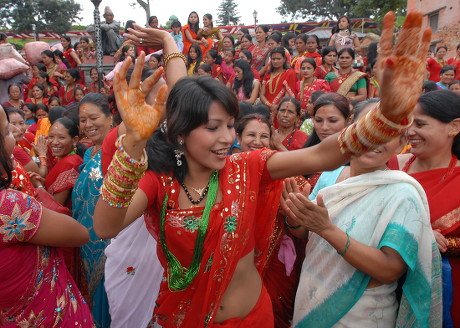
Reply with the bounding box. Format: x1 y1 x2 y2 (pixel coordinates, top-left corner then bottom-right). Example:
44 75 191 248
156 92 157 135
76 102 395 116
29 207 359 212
93 14 430 327
260 47 297 127
396 90 460 327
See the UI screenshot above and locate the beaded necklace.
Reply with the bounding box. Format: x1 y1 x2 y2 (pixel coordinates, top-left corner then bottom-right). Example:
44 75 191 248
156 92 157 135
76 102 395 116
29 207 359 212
160 170 219 291
180 180 210 205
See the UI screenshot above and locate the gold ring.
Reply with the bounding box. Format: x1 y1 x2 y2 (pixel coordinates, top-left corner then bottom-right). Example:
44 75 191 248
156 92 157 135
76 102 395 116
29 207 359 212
139 85 144 93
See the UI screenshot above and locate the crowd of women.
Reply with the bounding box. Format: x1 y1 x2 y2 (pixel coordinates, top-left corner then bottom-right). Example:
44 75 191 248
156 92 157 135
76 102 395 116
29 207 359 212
0 10 459 328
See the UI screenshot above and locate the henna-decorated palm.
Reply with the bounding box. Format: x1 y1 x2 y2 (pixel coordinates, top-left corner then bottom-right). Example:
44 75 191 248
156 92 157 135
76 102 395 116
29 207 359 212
376 11 431 123
113 52 168 140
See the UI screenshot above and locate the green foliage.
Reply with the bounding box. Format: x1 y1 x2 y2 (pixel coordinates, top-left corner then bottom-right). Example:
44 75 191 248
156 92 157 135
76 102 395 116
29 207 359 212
71 25 87 31
163 15 178 29
216 0 241 26
0 0 81 34
8 38 53 50
277 0 406 21
277 0 360 20
353 0 406 22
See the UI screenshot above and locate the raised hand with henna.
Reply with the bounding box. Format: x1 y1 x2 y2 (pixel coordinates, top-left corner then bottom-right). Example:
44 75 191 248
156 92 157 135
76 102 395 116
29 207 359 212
113 52 168 142
377 11 431 124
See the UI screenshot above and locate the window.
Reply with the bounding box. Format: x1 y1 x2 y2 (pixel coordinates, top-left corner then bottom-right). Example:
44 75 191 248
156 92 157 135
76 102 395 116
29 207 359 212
429 12 439 32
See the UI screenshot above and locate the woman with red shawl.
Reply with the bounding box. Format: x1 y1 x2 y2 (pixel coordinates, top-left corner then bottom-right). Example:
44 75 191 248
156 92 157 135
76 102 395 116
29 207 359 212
395 90 460 327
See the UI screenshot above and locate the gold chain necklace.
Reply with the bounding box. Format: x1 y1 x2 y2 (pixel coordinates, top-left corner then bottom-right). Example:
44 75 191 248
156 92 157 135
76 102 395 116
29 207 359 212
268 71 283 95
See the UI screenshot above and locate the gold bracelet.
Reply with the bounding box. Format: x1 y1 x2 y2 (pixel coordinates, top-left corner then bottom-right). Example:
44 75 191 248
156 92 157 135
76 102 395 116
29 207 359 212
163 52 187 68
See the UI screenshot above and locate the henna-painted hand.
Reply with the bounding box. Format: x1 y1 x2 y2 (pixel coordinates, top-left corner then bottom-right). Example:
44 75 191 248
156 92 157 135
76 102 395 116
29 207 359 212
113 52 168 141
376 11 431 123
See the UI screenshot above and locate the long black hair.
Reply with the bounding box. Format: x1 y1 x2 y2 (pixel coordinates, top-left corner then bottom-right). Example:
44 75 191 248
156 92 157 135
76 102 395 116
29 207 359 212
232 59 254 99
147 77 239 183
0 105 13 189
187 11 200 34
53 49 70 69
418 90 460 159
187 44 203 74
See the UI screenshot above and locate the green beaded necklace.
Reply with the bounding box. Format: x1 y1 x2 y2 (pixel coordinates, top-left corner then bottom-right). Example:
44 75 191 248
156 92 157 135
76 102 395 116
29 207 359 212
159 170 219 291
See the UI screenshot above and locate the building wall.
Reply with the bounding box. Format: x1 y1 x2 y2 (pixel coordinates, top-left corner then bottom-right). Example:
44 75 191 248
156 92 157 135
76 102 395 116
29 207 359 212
407 0 460 57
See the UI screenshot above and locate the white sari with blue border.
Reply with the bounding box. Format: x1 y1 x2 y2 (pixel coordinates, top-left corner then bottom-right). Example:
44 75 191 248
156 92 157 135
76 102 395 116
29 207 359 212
293 170 442 328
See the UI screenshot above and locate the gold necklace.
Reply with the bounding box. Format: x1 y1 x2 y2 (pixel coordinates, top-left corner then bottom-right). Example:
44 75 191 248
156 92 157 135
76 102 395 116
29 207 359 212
268 71 283 95
300 77 316 104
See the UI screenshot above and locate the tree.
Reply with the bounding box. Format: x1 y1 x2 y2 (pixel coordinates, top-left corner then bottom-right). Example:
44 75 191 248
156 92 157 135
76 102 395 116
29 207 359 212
216 0 240 26
353 0 406 22
129 0 150 26
0 0 81 34
277 0 360 21
277 0 406 21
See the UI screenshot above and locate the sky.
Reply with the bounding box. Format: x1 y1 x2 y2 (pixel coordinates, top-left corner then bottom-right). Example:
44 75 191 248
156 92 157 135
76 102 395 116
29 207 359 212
76 0 290 28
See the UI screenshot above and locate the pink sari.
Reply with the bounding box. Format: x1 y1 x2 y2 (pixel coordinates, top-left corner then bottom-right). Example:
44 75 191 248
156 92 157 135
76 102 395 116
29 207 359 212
0 189 93 327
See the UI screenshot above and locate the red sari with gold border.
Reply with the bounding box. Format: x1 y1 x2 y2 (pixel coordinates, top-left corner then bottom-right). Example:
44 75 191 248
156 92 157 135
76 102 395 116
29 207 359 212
139 149 283 327
403 155 460 326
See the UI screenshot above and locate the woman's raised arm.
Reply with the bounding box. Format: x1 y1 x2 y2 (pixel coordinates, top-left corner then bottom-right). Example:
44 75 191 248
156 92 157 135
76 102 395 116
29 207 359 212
94 27 187 239
268 11 431 180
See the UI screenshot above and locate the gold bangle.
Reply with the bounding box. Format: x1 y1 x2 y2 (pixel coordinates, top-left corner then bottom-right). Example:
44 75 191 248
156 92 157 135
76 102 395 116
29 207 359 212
163 52 187 68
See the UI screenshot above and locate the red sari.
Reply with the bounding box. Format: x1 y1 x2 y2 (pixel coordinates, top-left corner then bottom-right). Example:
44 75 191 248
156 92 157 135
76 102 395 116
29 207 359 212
427 58 445 82
281 129 308 151
263 176 308 328
211 64 223 80
315 65 338 79
58 84 86 106
293 52 322 74
447 56 460 80
262 69 297 106
44 154 83 208
139 149 283 327
296 78 330 112
402 155 460 326
251 44 270 71
63 48 78 68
